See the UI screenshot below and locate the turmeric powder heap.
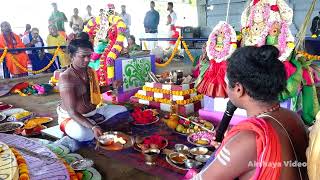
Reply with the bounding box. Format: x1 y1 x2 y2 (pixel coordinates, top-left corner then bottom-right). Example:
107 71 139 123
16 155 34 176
24 117 52 129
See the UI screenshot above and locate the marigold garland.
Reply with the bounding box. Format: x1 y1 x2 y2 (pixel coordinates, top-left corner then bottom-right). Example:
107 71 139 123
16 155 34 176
181 40 194 63
10 147 30 180
297 50 320 60
8 46 61 74
62 160 79 180
155 36 182 68
176 94 204 105
0 47 8 64
135 93 203 105
154 97 171 104
155 37 195 68
135 93 153 101
142 86 196 96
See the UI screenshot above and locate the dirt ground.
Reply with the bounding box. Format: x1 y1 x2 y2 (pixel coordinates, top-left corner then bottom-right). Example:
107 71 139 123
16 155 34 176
0 74 161 180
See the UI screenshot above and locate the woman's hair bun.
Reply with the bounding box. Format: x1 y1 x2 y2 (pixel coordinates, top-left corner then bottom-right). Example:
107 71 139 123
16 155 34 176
75 32 90 41
257 45 280 62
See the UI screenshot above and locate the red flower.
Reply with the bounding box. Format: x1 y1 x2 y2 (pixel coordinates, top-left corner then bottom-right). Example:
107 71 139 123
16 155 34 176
271 5 279 12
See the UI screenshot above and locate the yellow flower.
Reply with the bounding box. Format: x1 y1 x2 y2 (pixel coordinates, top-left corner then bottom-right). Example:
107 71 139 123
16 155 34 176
108 51 117 59
114 45 122 52
96 16 101 24
88 20 94 26
232 43 237 49
107 66 115 78
117 35 125 42
117 22 127 29
287 42 295 49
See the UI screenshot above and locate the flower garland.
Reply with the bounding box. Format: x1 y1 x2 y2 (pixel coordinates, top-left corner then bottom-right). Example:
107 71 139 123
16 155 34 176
85 15 126 86
9 46 61 74
247 2 270 28
142 86 196 96
206 21 237 62
245 2 270 46
135 93 153 101
135 93 203 105
297 50 320 60
175 94 203 105
242 2 294 61
154 97 171 104
0 47 8 64
155 36 182 67
181 40 194 63
10 147 30 180
101 15 126 85
61 160 79 180
83 16 103 42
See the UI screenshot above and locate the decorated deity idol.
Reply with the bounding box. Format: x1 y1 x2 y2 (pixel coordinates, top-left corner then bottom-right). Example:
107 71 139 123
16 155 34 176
241 0 319 125
241 0 294 61
83 4 127 86
196 21 237 98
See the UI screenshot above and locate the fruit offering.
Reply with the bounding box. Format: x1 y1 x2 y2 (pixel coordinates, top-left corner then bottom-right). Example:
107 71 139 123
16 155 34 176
136 134 167 151
163 114 179 129
166 115 214 135
131 107 158 125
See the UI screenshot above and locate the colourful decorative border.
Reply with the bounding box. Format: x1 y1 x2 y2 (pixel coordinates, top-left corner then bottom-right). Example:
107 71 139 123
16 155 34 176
131 97 203 115
134 93 203 106
10 147 30 180
142 87 196 96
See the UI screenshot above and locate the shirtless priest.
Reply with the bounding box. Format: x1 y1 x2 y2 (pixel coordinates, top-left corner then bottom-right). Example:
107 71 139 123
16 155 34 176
57 37 128 142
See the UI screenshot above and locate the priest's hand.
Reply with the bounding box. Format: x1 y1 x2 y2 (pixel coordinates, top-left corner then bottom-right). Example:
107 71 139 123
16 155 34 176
92 125 103 140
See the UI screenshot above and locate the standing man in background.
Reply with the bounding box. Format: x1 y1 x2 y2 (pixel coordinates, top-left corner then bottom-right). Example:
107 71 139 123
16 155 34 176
167 2 177 27
143 1 160 50
120 5 131 39
49 2 68 39
83 5 94 25
70 8 84 31
166 2 178 48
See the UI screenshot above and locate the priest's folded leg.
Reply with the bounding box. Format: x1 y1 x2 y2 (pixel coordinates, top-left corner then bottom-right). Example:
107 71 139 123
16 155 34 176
57 105 129 142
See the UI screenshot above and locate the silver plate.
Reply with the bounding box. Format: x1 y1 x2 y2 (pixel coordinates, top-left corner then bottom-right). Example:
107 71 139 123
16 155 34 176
0 122 24 133
133 137 168 152
187 134 214 148
131 116 160 126
98 131 134 151
70 158 94 171
1 108 26 116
